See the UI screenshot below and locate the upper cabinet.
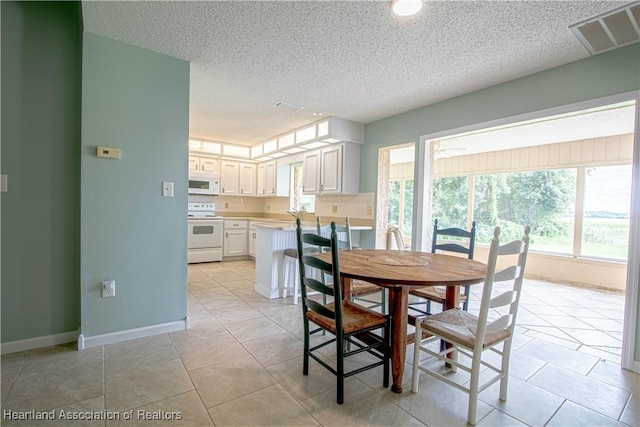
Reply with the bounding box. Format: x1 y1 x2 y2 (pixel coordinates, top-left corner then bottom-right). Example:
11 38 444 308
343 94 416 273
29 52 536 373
303 143 360 195
189 155 219 175
221 160 256 196
239 163 256 196
257 160 290 197
302 151 321 194
220 161 238 195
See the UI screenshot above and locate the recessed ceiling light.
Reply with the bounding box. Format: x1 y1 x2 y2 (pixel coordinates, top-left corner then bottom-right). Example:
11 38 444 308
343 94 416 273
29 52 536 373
312 112 323 117
392 0 423 17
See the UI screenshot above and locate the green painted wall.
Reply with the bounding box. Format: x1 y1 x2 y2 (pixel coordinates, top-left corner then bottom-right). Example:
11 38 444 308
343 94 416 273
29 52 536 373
81 33 189 337
359 43 640 362
1 1 82 343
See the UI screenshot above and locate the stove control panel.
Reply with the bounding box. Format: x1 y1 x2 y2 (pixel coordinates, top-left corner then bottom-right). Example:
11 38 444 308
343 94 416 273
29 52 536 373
188 202 216 217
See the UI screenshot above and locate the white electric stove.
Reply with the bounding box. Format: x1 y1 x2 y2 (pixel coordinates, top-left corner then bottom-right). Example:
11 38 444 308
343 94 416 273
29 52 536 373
187 202 223 263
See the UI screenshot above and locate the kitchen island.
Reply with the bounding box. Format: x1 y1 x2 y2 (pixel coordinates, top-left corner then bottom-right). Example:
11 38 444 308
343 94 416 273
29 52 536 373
253 221 369 299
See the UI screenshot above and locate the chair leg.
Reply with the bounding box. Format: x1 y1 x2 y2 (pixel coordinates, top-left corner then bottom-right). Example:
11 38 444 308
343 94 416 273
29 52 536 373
293 261 300 304
303 320 310 376
467 352 482 425
499 341 513 401
462 285 471 311
336 332 344 404
383 320 390 388
282 256 290 299
411 318 423 393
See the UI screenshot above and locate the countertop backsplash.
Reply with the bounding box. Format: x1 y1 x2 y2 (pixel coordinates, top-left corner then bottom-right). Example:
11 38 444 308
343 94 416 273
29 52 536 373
187 193 374 225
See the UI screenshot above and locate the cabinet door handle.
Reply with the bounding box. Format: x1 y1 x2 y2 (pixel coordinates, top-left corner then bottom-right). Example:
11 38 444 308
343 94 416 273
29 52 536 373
226 232 228 238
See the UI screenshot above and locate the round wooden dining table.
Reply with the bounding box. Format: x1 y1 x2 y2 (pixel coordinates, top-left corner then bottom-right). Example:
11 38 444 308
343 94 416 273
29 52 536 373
315 249 487 393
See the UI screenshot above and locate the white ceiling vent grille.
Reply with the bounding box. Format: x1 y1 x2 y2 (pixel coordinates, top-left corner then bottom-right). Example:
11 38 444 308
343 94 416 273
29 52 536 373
570 2 640 55
273 101 304 113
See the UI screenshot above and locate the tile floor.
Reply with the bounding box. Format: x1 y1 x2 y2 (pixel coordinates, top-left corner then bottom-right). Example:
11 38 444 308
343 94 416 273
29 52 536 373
1 260 638 426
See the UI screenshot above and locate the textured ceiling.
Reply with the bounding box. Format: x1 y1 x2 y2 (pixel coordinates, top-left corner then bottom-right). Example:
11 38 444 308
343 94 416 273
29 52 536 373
81 1 631 146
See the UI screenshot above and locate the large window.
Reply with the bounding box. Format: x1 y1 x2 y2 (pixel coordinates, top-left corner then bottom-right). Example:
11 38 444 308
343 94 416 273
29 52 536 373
432 165 631 261
290 163 314 213
432 176 469 229
581 165 632 259
473 170 576 251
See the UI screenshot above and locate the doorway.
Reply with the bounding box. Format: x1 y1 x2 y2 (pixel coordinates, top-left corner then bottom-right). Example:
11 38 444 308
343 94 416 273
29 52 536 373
375 142 415 249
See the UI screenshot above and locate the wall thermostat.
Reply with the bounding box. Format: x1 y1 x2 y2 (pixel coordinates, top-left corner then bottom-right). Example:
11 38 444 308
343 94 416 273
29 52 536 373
97 146 121 159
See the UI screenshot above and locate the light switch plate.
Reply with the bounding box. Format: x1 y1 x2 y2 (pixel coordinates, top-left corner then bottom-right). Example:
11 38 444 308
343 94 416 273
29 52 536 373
162 181 174 197
102 280 115 298
0 174 7 193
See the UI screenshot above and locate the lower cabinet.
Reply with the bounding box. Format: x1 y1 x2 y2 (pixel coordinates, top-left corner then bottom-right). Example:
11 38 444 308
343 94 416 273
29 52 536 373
249 226 257 257
224 220 248 257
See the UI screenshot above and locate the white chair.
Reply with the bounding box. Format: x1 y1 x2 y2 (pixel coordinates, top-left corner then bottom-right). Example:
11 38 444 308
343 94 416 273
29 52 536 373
386 226 406 250
411 225 530 426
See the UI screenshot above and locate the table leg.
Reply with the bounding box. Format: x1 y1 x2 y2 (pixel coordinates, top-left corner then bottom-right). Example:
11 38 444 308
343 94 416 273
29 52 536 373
388 286 408 393
342 276 352 298
444 285 460 366
444 285 460 310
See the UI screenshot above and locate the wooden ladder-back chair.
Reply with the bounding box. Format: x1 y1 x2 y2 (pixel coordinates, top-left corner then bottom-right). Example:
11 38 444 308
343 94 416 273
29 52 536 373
411 225 530 425
296 219 390 404
408 219 476 324
317 217 386 313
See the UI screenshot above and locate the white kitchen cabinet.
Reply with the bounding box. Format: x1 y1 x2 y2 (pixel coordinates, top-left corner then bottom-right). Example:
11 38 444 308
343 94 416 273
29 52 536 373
221 161 257 196
249 226 257 257
320 145 342 193
239 163 256 195
224 220 248 257
264 161 277 195
220 161 239 195
189 155 219 175
256 163 266 196
302 151 321 194
302 143 360 195
256 160 290 196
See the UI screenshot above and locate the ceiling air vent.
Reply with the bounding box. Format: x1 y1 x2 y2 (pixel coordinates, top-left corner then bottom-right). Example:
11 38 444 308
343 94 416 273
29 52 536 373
273 101 304 113
570 2 640 55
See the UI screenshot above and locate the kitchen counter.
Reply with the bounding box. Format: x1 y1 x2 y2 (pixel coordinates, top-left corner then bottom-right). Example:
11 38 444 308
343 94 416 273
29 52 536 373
252 221 371 231
253 221 372 299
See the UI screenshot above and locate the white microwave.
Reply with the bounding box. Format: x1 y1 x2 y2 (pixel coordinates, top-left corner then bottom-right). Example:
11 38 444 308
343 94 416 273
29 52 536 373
188 174 220 195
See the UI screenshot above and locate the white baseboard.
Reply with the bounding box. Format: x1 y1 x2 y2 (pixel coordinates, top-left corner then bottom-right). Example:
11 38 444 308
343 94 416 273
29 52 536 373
1 330 80 355
78 318 188 350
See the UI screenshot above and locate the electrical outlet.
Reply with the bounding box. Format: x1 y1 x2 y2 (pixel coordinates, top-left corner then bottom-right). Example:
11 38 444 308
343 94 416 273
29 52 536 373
267 204 270 211
102 280 115 298
224 203 229 209
332 205 338 213
366 205 372 216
